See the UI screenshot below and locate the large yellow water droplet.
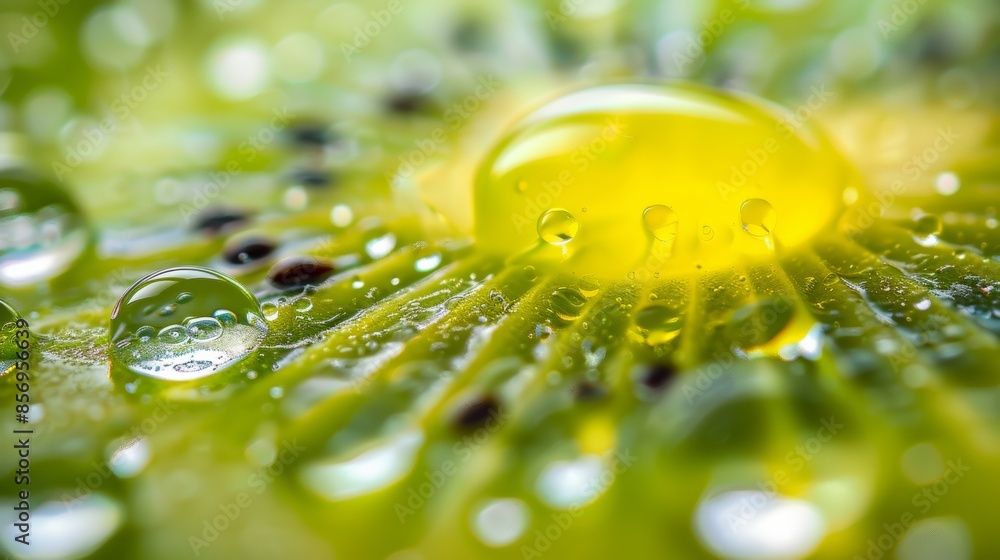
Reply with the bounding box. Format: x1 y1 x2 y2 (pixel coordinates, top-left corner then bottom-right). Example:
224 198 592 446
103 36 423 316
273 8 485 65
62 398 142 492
470 83 853 277
537 208 579 245
642 205 679 242
740 198 777 238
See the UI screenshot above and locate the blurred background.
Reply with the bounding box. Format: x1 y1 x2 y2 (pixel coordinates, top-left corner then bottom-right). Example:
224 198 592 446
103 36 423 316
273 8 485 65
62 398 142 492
1 1 1000 559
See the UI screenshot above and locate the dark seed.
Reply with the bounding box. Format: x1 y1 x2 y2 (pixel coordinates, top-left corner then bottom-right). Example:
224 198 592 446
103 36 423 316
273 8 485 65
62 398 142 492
223 236 276 265
454 395 501 430
641 363 676 390
193 208 250 235
385 92 425 114
268 256 336 288
294 169 334 188
572 381 608 401
289 123 330 147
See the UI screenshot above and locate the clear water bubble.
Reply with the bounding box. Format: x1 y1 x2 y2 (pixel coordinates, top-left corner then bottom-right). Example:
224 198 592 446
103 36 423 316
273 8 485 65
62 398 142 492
186 317 224 342
551 286 587 321
740 199 777 238
0 169 90 287
260 302 280 321
294 297 313 313
579 275 601 297
642 205 679 242
537 209 579 245
109 267 268 382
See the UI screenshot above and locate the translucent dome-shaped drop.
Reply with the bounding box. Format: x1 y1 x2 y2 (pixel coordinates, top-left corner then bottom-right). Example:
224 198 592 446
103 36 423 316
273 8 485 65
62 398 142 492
473 83 852 276
0 298 23 376
0 169 90 287
109 267 268 382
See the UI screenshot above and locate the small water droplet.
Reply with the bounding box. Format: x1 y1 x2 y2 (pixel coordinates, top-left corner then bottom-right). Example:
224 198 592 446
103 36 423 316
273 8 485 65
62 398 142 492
261 302 280 321
158 304 177 317
537 209 579 245
642 205 679 242
214 309 238 326
186 317 224 342
551 286 587 321
295 297 313 313
740 199 777 237
579 275 600 297
913 214 942 237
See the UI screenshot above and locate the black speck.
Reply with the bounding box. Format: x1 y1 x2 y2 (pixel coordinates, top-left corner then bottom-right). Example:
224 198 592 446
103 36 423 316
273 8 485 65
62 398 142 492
572 381 608 401
386 92 426 114
224 236 276 265
289 123 331 147
454 395 502 430
268 256 336 288
193 208 250 235
294 169 334 188
641 363 676 390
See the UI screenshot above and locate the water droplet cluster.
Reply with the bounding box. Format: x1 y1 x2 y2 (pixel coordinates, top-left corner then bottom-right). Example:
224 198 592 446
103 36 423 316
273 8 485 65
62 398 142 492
109 267 267 382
